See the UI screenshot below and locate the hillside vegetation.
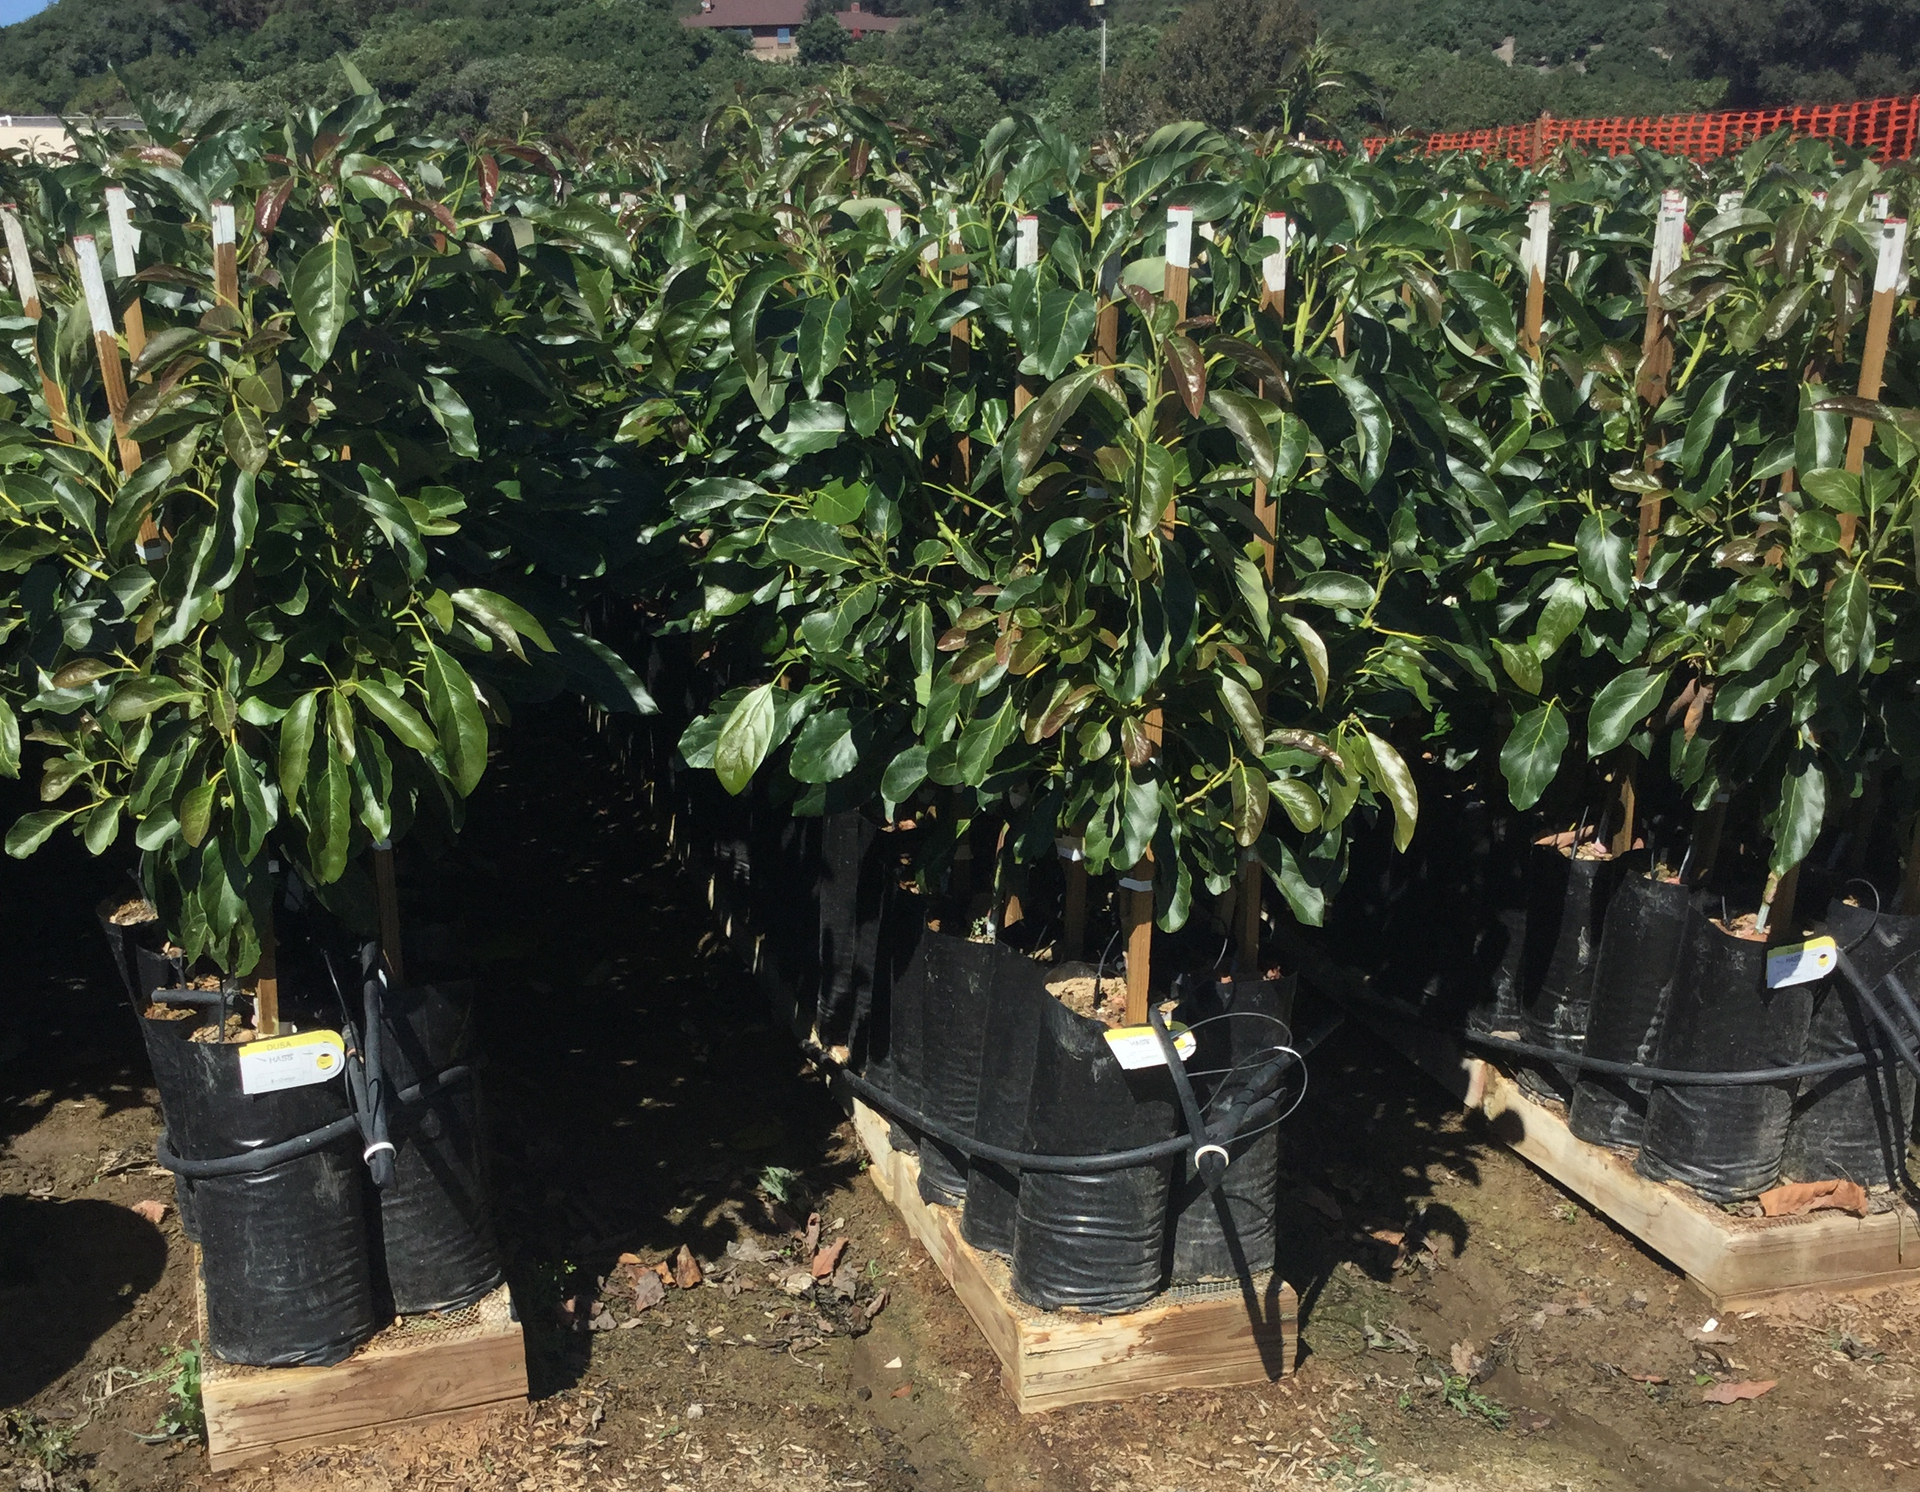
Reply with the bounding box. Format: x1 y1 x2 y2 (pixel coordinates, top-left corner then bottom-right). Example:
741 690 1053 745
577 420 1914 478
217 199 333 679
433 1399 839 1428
0 0 1901 147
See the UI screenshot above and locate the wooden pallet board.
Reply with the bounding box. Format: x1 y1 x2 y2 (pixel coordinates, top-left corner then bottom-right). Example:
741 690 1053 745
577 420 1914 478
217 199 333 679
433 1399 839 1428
851 1100 1295 1411
1370 1020 1920 1312
196 1266 527 1472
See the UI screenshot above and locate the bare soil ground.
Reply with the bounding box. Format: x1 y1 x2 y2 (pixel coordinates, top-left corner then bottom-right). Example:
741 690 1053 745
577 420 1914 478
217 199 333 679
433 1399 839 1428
5 710 1920 1491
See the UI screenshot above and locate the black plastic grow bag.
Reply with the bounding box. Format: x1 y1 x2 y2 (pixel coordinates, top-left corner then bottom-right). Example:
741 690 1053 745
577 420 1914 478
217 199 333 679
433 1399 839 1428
1167 969 1295 1284
1517 846 1625 1098
371 979 501 1314
1010 998 1178 1314
815 810 894 1052
1781 901 1920 1188
1637 913 1816 1202
959 949 1056 1256
891 933 998 1207
142 1007 375 1366
1568 872 1693 1149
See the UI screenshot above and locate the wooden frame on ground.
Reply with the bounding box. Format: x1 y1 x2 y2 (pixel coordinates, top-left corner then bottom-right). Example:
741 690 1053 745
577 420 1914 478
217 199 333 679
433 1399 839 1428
851 1099 1295 1412
195 1264 527 1472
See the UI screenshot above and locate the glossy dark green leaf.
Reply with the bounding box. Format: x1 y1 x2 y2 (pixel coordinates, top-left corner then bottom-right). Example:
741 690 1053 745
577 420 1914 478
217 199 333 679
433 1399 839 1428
1767 750 1826 876
768 517 855 574
1003 365 1103 500
421 641 487 796
713 683 776 796
1587 667 1668 756
291 233 357 362
353 679 438 754
1500 700 1568 811
1824 563 1872 674
798 296 852 399
279 690 319 811
1576 511 1631 609
1365 731 1418 851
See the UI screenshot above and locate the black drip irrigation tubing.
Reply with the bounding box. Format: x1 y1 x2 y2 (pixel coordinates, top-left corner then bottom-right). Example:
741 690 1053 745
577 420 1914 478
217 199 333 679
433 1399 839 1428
1313 969 1915 1086
801 1014 1341 1176
154 1065 477 1181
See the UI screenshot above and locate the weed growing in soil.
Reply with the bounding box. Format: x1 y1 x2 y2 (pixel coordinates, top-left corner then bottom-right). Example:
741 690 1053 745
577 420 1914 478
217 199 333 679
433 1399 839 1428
758 1166 803 1205
2 1409 79 1474
1440 1374 1511 1430
154 1346 204 1442
1312 1415 1409 1491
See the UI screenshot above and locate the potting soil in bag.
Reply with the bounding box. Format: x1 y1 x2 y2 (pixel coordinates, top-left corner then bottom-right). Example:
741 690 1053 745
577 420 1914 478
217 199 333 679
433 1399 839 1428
373 980 501 1313
1011 998 1178 1314
902 933 998 1207
1169 970 1296 1284
1517 845 1625 1098
142 1008 375 1366
1637 913 1815 1202
1781 901 1920 1189
959 950 1055 1255
1568 872 1693 1149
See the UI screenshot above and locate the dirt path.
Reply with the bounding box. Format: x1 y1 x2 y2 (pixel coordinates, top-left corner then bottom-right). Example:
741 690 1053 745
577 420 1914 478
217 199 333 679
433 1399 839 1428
4 711 1919 1490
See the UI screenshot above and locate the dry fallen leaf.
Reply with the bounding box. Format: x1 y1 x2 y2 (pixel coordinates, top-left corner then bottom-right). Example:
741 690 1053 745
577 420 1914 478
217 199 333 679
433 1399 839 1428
1626 1372 1668 1384
803 1212 822 1255
633 1271 666 1311
1449 1340 1478 1378
616 1251 643 1267
864 1288 889 1323
1299 1185 1343 1222
672 1244 703 1290
1701 1379 1777 1405
1757 1179 1868 1219
811 1238 849 1279
130 1199 168 1225
889 1384 912 1399
782 1270 814 1296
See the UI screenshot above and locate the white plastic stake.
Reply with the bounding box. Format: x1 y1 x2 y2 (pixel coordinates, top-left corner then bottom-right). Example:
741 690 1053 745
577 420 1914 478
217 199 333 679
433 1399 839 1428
105 187 139 277
1262 212 1289 296
1165 205 1193 270
1522 197 1550 280
1716 190 1744 216
73 234 114 338
673 192 687 214
212 201 235 249
1873 191 1892 221
2 205 36 312
1875 216 1909 296
884 203 903 241
1016 213 1039 269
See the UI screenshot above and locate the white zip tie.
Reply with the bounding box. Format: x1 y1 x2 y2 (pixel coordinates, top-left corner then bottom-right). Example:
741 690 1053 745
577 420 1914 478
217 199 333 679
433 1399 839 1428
362 1140 396 1164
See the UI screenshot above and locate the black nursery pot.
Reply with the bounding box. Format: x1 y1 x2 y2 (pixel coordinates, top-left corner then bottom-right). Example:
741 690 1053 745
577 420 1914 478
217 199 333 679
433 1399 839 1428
1780 901 1920 1190
897 933 997 1208
1568 872 1693 1150
1517 845 1626 1098
1010 998 1178 1315
141 1005 375 1367
958 948 1056 1257
371 979 502 1314
1637 912 1816 1203
94 895 175 1018
1167 969 1296 1285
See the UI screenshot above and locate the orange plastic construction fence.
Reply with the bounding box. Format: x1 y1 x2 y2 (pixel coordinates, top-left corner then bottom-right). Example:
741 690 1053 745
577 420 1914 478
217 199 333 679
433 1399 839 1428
1363 96 1920 165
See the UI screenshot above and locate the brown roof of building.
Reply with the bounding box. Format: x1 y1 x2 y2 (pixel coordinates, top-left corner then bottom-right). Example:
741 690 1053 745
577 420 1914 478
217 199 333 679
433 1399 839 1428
681 0 904 31
681 0 806 29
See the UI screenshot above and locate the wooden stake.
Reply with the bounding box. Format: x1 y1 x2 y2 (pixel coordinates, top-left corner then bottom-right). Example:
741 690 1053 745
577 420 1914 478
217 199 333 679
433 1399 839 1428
74 235 141 475
1123 857 1153 1025
253 909 279 1037
1059 832 1087 962
1635 190 1686 580
949 210 970 483
1521 197 1549 357
1608 762 1637 857
212 201 239 310
373 842 406 987
1839 216 1907 552
4 204 72 444
104 185 145 368
1014 213 1040 417
1689 791 1729 886
1095 200 1122 366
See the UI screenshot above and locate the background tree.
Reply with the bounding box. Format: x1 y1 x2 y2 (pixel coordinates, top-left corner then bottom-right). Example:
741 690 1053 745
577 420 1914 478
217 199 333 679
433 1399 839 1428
797 11 851 62
1668 0 1920 105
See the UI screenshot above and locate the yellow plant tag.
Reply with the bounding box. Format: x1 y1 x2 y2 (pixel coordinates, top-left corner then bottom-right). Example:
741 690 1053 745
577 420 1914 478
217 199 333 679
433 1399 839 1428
1766 936 1837 990
237 1030 347 1095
